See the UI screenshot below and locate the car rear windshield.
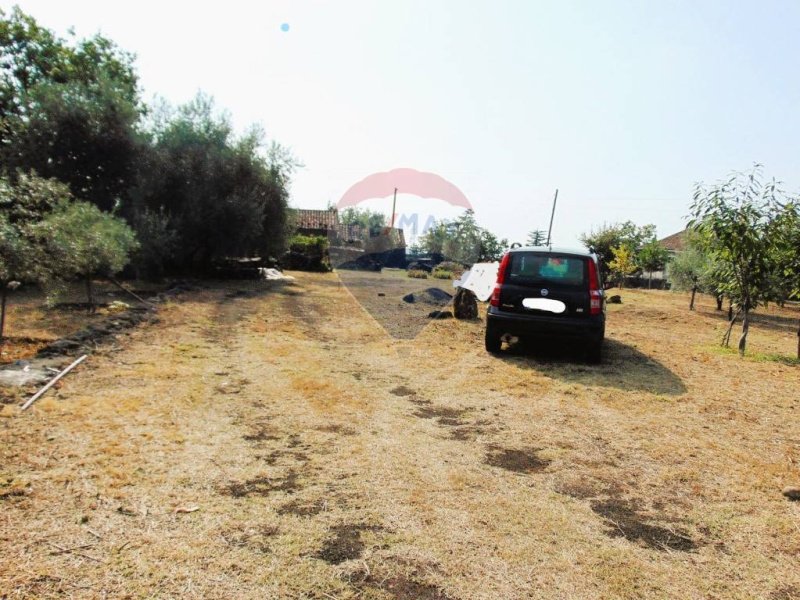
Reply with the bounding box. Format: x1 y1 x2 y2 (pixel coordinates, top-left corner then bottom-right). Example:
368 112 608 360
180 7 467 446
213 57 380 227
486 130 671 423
507 253 586 286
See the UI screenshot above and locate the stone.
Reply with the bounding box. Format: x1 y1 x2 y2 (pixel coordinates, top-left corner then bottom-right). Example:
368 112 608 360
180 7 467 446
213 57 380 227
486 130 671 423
453 287 479 319
783 487 800 501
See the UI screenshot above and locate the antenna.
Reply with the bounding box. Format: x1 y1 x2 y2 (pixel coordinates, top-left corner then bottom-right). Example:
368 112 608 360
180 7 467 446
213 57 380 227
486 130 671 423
546 188 558 246
390 187 398 228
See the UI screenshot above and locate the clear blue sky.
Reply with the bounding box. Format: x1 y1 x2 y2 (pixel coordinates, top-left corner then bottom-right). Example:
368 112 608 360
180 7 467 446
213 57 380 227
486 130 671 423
5 0 800 247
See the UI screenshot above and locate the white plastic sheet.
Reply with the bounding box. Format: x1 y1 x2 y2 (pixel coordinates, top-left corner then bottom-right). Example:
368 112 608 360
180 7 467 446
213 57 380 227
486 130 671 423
453 262 499 302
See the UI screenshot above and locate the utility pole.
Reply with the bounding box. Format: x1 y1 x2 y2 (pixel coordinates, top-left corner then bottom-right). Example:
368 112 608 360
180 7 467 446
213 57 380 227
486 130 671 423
546 188 559 246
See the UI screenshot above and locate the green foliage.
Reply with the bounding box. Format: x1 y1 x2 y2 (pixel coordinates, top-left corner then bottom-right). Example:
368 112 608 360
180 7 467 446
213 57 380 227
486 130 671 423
431 268 454 280
580 221 657 280
130 93 296 273
0 172 79 336
286 234 330 272
129 208 177 279
407 270 429 279
1 8 297 279
772 200 800 300
637 239 669 274
607 245 638 287
526 230 547 246
45 200 138 279
0 172 72 285
419 210 507 265
340 208 386 238
0 7 142 211
689 165 788 354
289 234 328 254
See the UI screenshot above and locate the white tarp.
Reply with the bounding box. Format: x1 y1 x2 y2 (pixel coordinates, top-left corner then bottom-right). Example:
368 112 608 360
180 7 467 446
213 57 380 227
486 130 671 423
259 268 295 281
453 262 499 301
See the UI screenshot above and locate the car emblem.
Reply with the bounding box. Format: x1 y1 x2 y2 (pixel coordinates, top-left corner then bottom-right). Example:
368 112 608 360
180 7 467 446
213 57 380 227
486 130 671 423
541 289 549 297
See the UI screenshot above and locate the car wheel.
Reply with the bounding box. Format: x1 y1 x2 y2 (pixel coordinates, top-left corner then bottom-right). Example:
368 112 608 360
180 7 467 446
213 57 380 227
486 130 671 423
485 323 502 354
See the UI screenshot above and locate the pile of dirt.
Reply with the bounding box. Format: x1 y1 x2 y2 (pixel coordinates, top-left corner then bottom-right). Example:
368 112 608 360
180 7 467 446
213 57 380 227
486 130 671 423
36 308 157 358
402 288 453 305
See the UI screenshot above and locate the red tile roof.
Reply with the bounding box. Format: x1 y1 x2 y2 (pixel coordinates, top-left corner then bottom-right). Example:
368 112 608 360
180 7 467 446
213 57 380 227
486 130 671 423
659 229 687 252
293 209 339 231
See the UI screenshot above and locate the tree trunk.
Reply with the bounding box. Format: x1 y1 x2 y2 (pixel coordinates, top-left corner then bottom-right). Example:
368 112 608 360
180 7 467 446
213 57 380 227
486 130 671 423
716 295 723 311
0 285 7 341
797 319 799 360
737 308 749 356
648 272 652 289
689 286 697 311
86 276 95 314
728 301 733 322
722 308 741 347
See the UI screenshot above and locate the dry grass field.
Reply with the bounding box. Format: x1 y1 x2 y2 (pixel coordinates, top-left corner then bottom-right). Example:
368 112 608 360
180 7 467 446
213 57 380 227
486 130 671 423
1 272 798 599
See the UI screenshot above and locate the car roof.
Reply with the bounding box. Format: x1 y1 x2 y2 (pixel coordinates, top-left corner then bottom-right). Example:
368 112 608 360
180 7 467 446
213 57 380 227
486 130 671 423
509 245 595 257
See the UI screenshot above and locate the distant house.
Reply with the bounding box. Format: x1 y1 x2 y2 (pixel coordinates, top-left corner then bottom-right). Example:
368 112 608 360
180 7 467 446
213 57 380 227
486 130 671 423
291 207 406 268
659 229 688 256
293 208 340 237
292 208 368 243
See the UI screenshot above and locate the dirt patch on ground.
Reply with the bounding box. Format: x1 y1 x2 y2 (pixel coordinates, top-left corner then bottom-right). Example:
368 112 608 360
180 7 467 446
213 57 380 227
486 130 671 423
242 424 280 442
485 447 551 473
337 270 455 339
351 573 453 599
390 385 417 397
770 586 800 600
314 524 382 564
277 498 326 517
315 424 357 436
590 499 697 552
223 470 300 498
449 422 496 441
414 405 468 427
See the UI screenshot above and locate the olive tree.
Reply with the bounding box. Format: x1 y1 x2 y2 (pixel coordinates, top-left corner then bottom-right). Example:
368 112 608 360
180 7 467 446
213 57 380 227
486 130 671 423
0 173 73 338
46 201 139 310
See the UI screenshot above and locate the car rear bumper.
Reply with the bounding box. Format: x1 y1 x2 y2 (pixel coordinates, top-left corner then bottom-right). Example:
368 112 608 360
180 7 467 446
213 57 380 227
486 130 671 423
487 307 605 341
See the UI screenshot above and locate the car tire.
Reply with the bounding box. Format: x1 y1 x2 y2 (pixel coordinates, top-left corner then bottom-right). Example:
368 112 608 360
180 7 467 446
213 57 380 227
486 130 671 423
485 322 502 354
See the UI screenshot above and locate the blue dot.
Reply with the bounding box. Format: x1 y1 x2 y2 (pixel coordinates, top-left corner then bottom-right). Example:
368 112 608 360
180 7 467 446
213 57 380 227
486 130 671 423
280 23 290 32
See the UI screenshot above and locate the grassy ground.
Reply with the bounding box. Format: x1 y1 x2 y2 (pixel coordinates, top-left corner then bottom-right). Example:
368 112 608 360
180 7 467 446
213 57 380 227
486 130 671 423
0 281 165 365
0 272 798 599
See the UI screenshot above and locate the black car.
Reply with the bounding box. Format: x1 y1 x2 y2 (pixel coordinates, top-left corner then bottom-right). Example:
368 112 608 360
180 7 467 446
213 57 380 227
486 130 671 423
485 247 606 362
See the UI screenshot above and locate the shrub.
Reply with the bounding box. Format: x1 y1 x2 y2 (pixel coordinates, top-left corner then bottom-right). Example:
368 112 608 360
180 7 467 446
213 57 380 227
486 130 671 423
432 269 454 279
408 270 429 279
284 234 331 272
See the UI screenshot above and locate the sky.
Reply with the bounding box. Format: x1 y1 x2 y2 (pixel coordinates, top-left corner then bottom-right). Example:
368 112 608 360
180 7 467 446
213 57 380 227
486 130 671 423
4 0 800 248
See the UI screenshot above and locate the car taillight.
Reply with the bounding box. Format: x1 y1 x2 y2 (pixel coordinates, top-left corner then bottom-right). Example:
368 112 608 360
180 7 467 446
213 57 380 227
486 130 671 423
588 258 602 315
490 253 510 307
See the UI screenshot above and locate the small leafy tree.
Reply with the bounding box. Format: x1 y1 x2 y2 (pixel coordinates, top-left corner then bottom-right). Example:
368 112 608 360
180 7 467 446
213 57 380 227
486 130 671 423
772 200 800 358
580 221 656 281
667 242 712 310
340 208 386 238
0 172 72 338
690 166 784 355
418 210 507 265
637 239 670 289
526 229 546 246
607 245 638 288
46 201 139 310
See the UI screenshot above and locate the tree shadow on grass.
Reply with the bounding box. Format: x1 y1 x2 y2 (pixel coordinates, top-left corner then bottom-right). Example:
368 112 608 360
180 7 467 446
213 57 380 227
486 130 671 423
497 338 687 396
697 305 799 335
